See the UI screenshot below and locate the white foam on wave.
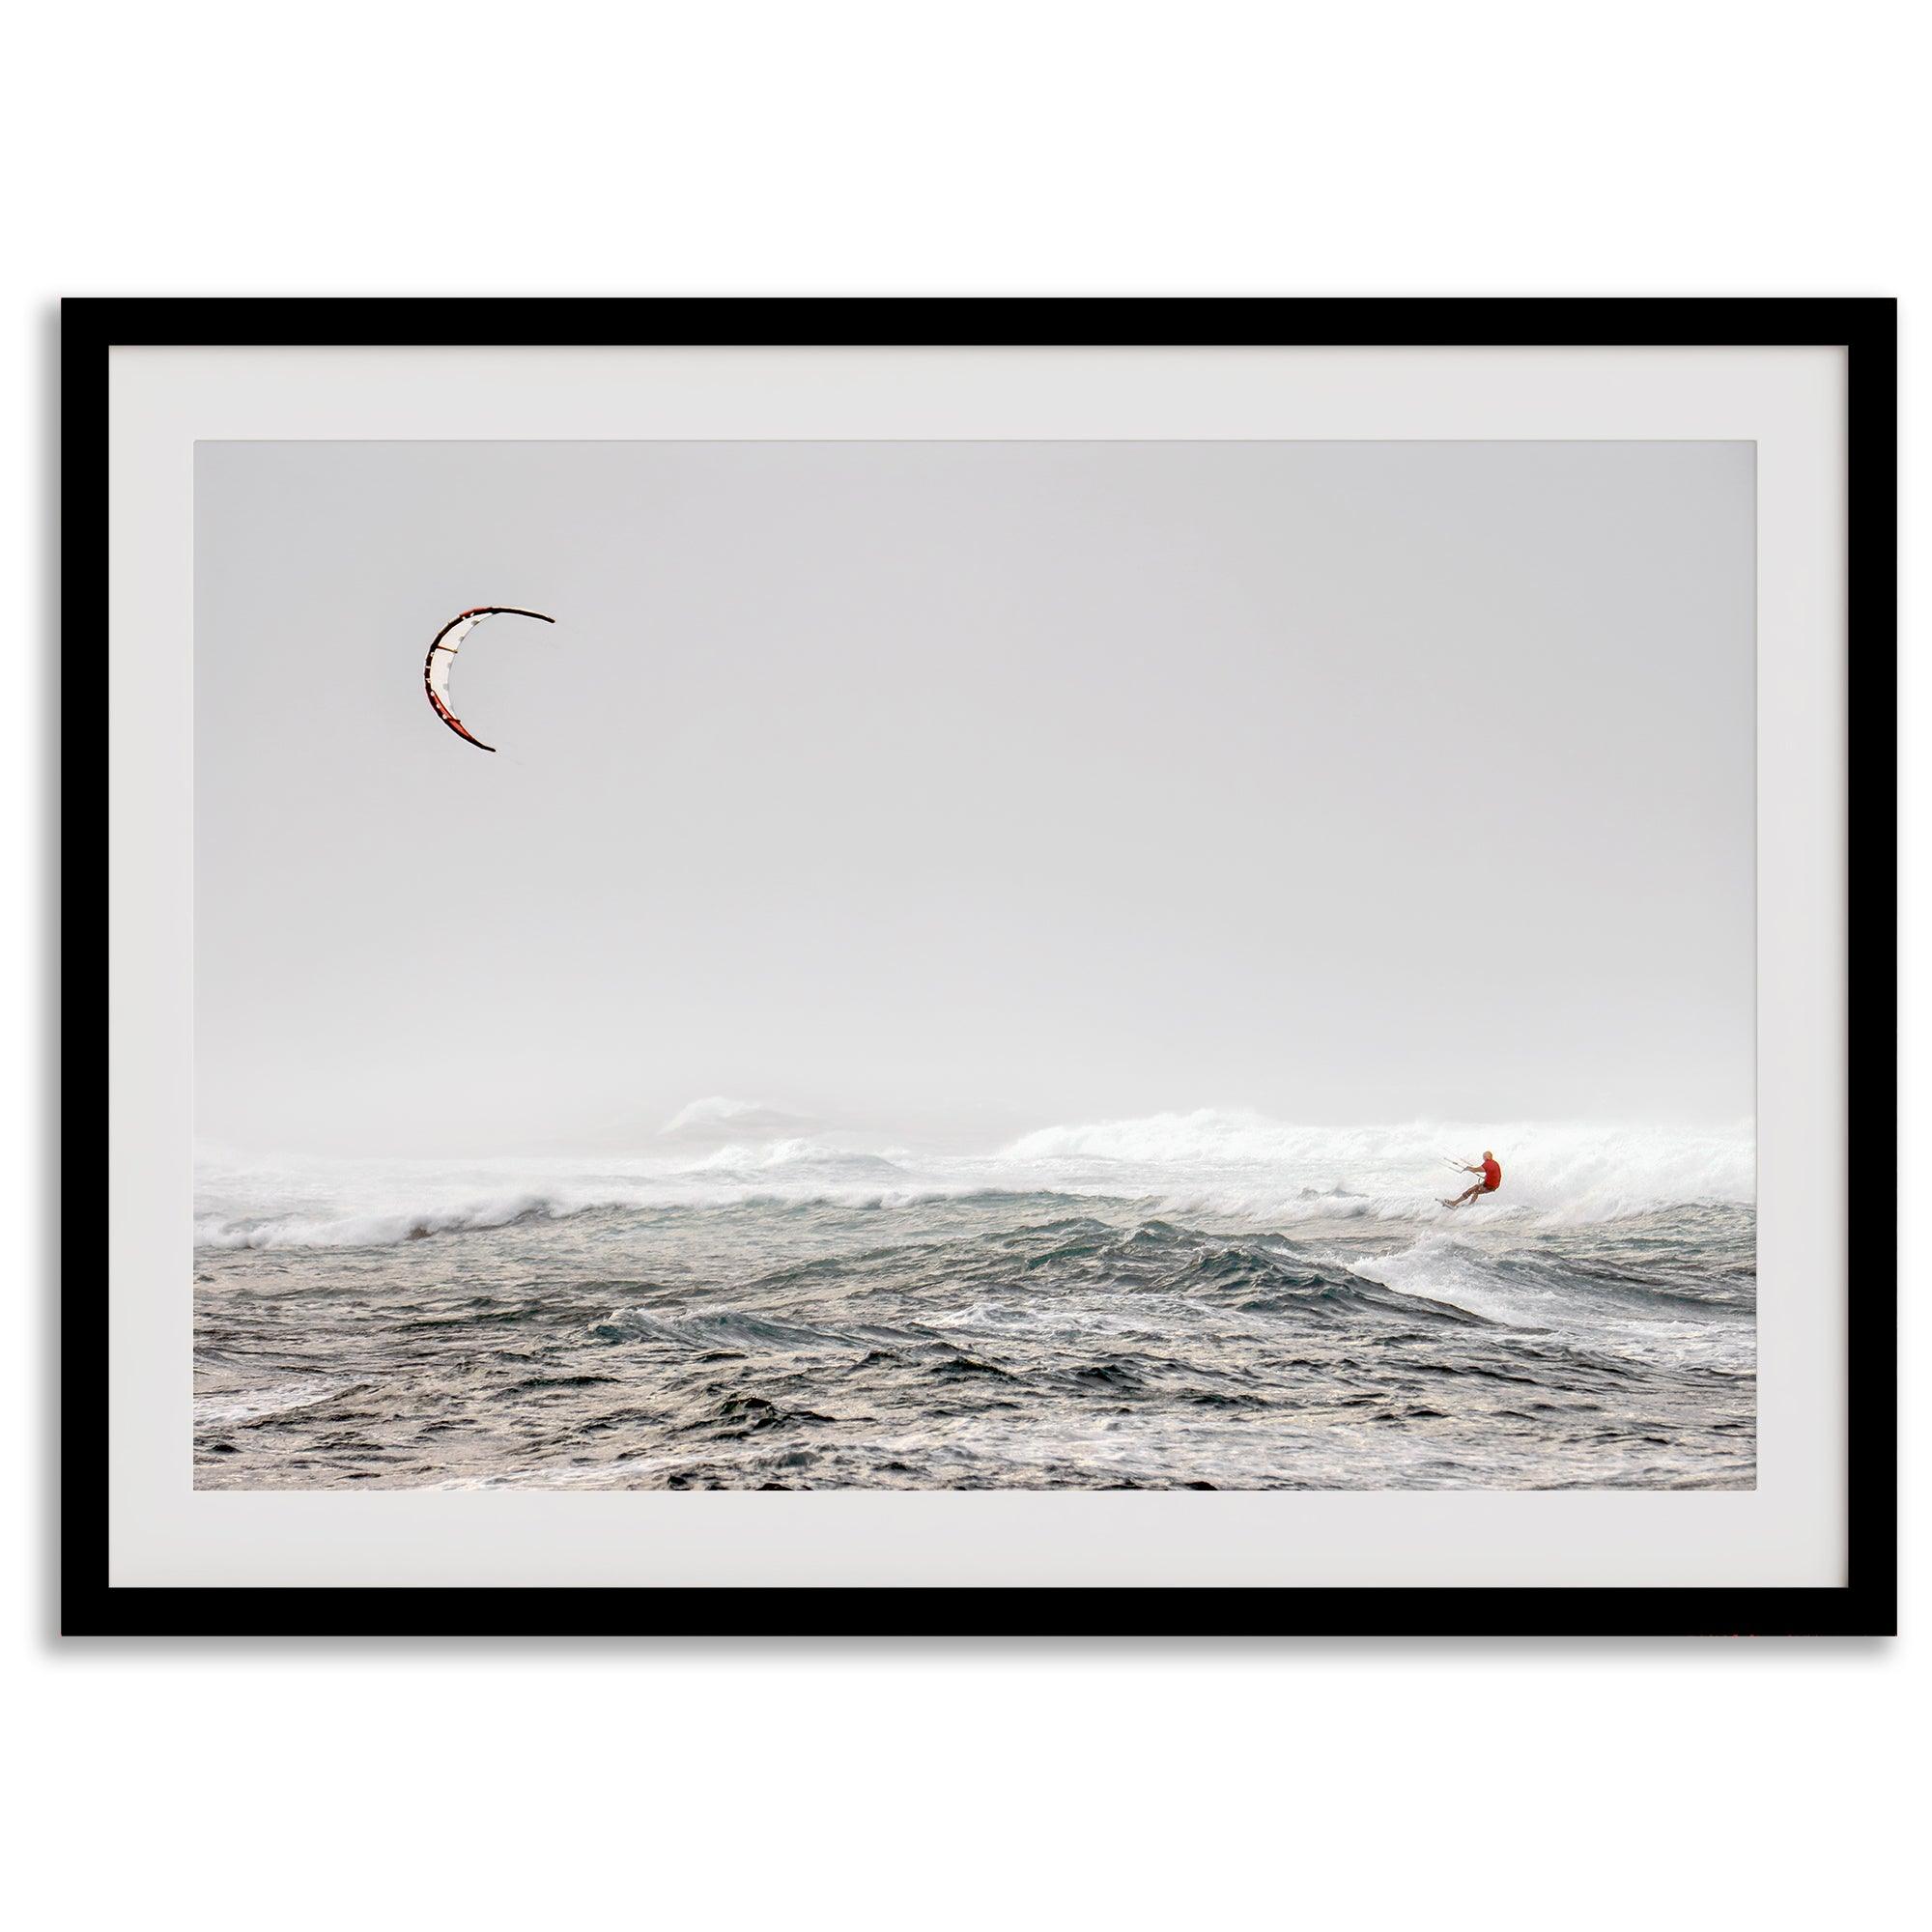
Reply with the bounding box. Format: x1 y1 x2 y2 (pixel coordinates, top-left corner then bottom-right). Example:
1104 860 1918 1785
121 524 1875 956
194 1192 564 1251
1001 1111 1751 1228
192 1378 360 1426
194 1109 1752 1251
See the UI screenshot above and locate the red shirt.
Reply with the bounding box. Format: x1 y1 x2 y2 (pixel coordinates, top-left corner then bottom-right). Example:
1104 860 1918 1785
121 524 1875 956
1481 1157 1502 1190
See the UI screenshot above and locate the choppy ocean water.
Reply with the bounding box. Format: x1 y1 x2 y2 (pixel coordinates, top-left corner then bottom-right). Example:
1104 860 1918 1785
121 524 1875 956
193 1112 1755 1491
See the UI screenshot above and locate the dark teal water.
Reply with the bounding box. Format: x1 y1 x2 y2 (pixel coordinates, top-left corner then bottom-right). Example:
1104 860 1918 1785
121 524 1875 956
193 1194 1754 1491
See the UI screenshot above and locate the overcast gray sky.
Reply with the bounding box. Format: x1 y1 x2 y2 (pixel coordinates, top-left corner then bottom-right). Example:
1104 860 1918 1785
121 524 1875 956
195 440 1753 1155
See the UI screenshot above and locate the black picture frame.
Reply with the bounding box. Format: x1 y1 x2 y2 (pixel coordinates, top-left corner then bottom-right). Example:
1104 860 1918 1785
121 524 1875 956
68 297 1898 1637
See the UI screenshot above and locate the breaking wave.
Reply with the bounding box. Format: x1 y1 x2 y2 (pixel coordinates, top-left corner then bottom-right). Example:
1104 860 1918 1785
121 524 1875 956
193 1110 1752 1252
1002 1111 1752 1226
195 1193 575 1251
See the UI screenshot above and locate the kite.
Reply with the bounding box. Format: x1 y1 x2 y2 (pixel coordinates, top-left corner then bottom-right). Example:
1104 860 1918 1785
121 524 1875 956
423 605 555 753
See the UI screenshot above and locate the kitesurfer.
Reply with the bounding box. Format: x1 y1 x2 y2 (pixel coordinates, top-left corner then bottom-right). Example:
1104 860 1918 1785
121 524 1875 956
1443 1151 1502 1208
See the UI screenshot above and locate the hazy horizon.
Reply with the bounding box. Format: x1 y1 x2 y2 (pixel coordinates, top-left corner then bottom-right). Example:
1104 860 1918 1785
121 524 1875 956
195 439 1754 1159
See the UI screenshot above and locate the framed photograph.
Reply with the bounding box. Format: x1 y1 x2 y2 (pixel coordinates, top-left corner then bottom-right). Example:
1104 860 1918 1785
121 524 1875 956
74 298 1895 1635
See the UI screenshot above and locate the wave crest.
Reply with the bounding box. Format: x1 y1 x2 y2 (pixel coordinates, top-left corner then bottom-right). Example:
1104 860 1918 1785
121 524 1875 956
194 1111 1752 1252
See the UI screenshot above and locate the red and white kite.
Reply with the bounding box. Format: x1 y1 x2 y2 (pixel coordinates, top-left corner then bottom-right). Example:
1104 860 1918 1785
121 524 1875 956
423 605 555 753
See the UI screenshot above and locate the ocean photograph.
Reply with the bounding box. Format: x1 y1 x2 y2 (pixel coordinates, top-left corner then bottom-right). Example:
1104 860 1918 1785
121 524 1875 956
194 438 1756 1492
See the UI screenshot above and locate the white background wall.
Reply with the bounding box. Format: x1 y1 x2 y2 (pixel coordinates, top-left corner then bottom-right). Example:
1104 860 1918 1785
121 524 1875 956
5 4 1919 1925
